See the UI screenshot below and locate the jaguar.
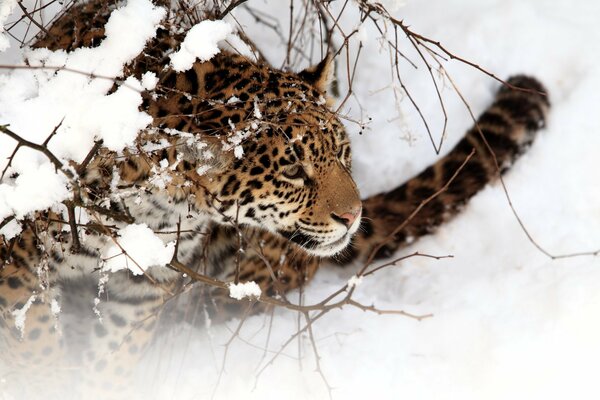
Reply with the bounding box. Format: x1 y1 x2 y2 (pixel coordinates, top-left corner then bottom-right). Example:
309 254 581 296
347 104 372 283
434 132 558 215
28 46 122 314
0 0 549 398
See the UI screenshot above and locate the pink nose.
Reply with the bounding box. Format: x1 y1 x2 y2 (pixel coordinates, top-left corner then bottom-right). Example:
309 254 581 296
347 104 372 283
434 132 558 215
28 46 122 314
332 207 362 228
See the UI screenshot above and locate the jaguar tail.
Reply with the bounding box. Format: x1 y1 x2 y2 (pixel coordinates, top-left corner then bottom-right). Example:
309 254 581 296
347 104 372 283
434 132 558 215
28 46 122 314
337 76 550 264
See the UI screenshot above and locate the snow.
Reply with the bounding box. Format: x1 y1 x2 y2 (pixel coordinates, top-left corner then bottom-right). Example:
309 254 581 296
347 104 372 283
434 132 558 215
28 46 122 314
0 0 165 222
369 0 406 12
0 163 70 220
0 217 20 239
141 71 159 90
228 281 262 300
346 275 363 289
0 0 17 51
50 298 61 316
11 294 36 339
63 76 153 152
102 224 175 275
170 20 232 72
2 0 600 399
138 1 600 399
233 145 244 159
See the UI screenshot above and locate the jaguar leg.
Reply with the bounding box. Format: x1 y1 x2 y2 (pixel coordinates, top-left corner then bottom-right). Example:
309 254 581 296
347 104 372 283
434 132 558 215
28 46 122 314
189 227 320 323
76 272 179 399
0 228 67 399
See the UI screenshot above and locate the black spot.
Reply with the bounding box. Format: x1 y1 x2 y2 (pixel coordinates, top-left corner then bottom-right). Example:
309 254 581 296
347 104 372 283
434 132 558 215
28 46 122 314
454 138 475 156
176 120 188 131
250 166 264 176
247 142 258 153
110 313 127 327
245 208 256 218
28 328 41 341
181 160 193 171
221 175 240 196
293 143 305 160
7 277 21 289
247 180 263 189
216 200 233 214
94 323 108 338
216 69 230 80
279 157 291 166
479 129 519 156
126 158 137 170
232 159 243 170
420 166 435 181
204 72 217 91
247 85 261 94
161 72 176 88
412 186 436 200
234 78 250 90
478 110 510 127
259 155 271 168
156 107 169 118
204 109 223 119
386 185 407 202
442 160 465 182
239 189 255 206
258 204 276 211
256 144 268 155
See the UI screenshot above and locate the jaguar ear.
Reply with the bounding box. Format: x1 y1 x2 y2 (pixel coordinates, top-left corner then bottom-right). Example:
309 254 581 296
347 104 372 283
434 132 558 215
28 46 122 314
298 53 334 93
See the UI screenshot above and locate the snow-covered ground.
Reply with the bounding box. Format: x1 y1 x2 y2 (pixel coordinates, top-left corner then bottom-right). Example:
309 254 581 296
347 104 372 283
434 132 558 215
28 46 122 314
2 0 600 399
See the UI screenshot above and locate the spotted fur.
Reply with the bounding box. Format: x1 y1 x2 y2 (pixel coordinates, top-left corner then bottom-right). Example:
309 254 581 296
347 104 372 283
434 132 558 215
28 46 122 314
0 1 549 398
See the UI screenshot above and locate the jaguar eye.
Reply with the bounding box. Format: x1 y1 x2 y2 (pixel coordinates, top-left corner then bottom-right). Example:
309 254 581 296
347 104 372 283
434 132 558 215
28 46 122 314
282 164 305 180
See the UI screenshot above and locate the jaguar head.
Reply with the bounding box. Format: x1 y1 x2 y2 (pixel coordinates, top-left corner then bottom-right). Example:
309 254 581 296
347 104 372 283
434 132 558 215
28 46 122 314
187 54 362 257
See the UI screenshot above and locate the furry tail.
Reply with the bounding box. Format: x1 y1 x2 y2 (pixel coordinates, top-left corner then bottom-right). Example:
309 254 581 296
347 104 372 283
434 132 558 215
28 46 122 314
336 76 550 264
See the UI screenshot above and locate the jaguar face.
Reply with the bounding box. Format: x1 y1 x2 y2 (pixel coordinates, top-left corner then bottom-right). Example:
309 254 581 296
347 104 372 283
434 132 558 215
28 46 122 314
198 107 362 257
190 55 362 257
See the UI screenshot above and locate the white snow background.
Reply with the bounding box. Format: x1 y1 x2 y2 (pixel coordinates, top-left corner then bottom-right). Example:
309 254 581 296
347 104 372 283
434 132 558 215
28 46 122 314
2 0 600 399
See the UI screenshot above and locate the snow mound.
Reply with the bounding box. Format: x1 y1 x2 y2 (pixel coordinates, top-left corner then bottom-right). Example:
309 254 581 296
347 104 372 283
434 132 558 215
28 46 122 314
170 20 232 72
102 223 175 275
228 281 262 300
